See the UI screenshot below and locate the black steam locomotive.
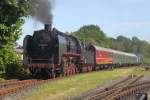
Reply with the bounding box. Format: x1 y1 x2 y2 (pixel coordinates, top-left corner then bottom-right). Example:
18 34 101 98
23 24 139 78
23 24 95 78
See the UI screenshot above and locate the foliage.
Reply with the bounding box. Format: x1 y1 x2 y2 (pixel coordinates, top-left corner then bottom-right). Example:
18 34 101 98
142 57 150 64
72 25 150 62
0 0 30 47
72 25 110 47
0 0 30 74
3 45 22 75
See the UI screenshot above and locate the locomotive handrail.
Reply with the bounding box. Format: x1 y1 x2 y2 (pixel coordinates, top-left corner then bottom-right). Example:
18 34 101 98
30 59 51 60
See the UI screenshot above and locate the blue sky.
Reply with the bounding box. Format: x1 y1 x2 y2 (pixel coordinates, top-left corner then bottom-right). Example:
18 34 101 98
18 0 150 45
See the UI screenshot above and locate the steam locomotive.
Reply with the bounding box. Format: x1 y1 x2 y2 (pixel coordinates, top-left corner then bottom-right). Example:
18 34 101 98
23 24 140 78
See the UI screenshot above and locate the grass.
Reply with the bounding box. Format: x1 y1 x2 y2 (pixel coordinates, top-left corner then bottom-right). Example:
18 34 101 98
143 57 150 63
23 66 150 100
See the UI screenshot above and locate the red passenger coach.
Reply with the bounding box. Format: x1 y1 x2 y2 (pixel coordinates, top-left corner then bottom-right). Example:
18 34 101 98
93 45 138 70
94 46 113 66
96 50 113 64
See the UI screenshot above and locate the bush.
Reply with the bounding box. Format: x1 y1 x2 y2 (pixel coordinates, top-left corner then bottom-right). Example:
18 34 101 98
5 60 22 76
0 45 24 78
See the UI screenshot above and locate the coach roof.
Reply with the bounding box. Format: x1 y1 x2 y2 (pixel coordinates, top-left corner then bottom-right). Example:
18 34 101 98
93 45 136 57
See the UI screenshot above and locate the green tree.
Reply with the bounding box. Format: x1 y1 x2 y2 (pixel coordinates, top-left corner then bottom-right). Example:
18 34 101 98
131 37 150 56
0 0 30 74
72 25 110 47
0 0 30 47
108 37 117 49
115 35 133 52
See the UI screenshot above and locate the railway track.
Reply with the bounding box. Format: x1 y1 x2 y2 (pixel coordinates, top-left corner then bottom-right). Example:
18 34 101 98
0 74 75 98
0 79 50 98
78 75 150 100
76 75 133 99
0 79 21 88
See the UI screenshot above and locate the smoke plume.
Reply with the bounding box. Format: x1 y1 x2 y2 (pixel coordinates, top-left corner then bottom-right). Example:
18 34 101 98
30 0 54 24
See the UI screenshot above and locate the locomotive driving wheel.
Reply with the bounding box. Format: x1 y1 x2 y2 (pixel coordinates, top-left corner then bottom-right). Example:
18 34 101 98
61 56 78 77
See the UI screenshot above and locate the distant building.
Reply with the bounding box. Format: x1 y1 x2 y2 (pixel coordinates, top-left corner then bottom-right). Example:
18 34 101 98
15 46 23 61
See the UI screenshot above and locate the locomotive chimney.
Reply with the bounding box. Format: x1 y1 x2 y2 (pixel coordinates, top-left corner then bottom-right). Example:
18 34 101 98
44 24 52 31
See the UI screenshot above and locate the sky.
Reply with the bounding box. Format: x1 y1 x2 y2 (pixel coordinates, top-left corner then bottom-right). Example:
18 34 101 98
18 0 150 45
